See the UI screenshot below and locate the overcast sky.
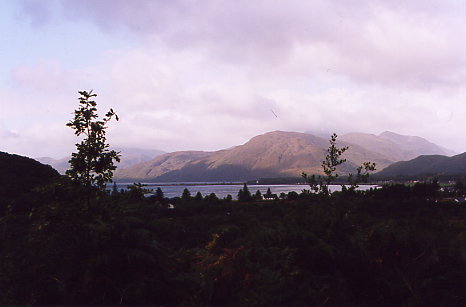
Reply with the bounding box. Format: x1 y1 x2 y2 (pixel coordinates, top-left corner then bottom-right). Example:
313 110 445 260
2 0 466 158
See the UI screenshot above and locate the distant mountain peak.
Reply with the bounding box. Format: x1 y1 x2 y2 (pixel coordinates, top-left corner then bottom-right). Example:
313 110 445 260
379 131 401 136
37 147 166 174
340 131 455 162
115 130 394 181
378 131 456 156
379 131 423 142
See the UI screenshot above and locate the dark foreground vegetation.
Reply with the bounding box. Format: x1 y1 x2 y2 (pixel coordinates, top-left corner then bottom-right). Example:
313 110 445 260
1 175 465 305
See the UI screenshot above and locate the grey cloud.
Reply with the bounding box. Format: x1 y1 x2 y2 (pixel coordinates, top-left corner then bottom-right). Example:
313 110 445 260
32 0 463 88
11 0 466 156
197 90 278 121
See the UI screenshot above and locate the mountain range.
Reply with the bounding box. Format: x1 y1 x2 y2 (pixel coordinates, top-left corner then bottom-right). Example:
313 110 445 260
4 129 462 183
114 131 455 182
36 147 165 175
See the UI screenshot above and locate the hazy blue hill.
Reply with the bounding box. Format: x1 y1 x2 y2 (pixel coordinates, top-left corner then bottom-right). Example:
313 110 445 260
340 131 455 162
35 156 70 174
434 152 466 174
340 132 411 161
375 152 466 178
0 151 60 200
375 155 449 177
379 131 456 156
114 147 166 169
37 147 165 174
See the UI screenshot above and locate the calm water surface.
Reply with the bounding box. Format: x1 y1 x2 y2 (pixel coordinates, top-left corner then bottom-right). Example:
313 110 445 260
112 183 378 199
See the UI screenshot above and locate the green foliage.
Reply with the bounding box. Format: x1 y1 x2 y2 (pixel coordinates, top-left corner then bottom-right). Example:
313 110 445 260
182 188 191 200
254 189 262 200
370 181 440 199
301 173 320 193
322 133 349 187
0 179 178 305
0 152 59 206
348 161 377 191
238 183 252 202
265 187 273 198
204 193 219 203
111 182 119 195
66 90 120 190
0 177 465 305
262 187 278 200
126 183 151 201
454 180 465 195
287 191 300 200
155 187 164 200
194 191 203 201
303 133 377 196
302 133 348 196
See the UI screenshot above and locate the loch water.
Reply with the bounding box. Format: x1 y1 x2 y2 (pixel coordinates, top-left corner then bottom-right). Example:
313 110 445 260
111 182 379 199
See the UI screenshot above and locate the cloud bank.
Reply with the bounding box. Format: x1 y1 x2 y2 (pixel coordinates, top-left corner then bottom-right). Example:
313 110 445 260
3 0 466 158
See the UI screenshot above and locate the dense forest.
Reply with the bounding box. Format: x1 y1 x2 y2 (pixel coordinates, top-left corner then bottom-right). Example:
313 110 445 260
0 165 465 305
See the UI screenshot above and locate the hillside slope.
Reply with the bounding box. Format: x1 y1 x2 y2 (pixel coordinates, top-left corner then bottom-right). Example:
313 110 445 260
376 152 466 177
115 131 393 181
0 152 60 201
340 131 455 161
37 147 165 174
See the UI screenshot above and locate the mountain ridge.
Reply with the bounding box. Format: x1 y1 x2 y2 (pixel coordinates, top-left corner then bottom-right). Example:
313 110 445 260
115 130 441 182
31 130 455 182
36 147 166 175
377 152 466 178
340 131 455 161
0 151 60 201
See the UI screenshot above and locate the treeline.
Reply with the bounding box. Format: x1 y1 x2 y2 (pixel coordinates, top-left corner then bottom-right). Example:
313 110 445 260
0 178 465 305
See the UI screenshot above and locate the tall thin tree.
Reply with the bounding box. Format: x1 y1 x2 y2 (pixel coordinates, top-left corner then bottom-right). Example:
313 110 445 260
66 90 120 213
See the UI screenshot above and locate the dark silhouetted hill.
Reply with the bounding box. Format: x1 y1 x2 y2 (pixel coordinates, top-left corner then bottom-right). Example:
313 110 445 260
376 152 466 178
0 151 60 200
